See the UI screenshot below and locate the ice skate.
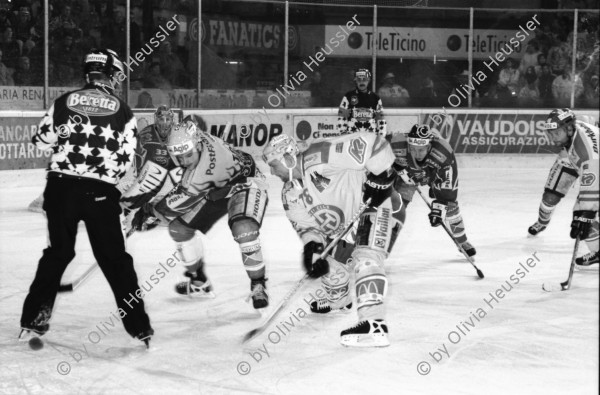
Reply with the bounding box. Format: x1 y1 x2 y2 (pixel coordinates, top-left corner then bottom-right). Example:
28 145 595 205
18 328 45 342
460 241 476 257
175 271 215 297
575 251 599 266
528 222 547 236
248 278 268 309
310 298 352 314
340 319 389 348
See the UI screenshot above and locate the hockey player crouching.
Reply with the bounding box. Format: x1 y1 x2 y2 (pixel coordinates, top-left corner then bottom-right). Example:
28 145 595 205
263 133 404 347
390 124 476 257
533 109 599 266
135 120 270 308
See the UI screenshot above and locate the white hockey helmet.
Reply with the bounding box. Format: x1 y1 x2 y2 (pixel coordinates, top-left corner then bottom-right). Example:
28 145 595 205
167 121 199 157
262 134 299 166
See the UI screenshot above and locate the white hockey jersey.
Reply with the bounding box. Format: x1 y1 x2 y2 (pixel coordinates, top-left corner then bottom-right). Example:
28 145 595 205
565 120 599 211
282 132 395 244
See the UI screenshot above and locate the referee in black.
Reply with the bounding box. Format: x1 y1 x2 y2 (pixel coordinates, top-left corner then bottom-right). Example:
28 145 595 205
20 49 153 347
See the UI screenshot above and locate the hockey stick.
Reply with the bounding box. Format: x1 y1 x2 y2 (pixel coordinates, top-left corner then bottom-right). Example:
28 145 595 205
242 199 371 343
542 237 580 292
58 263 100 292
399 172 484 279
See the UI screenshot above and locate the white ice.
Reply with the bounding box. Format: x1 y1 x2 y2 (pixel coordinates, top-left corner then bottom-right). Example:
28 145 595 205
0 156 598 395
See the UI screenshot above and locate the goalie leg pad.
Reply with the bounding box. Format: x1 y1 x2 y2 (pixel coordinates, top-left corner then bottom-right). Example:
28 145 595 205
356 197 403 256
544 158 578 198
352 248 388 321
227 183 268 228
232 218 265 279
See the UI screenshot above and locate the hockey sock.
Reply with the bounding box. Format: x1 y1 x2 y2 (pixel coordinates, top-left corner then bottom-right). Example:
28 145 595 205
447 205 468 244
538 200 557 226
240 239 265 280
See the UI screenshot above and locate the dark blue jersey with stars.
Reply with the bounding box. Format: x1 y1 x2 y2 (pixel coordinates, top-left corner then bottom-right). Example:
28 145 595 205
32 84 137 185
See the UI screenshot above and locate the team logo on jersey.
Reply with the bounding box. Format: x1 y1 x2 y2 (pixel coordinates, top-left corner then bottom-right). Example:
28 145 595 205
310 171 330 192
353 108 373 121
67 90 120 116
348 137 367 164
308 204 345 234
350 96 358 105
581 172 596 186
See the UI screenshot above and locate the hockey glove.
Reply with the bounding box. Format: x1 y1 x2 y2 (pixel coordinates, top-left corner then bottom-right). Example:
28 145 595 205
303 241 329 278
363 169 396 208
428 200 448 227
570 210 596 239
131 203 160 232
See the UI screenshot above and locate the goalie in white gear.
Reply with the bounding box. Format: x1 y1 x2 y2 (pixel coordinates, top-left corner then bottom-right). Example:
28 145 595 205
263 133 404 347
142 120 270 308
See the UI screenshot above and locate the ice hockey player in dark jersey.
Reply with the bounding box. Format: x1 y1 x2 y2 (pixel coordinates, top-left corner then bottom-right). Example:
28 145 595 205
391 124 476 257
337 69 388 137
20 48 153 347
535 109 599 266
136 120 270 308
120 105 179 230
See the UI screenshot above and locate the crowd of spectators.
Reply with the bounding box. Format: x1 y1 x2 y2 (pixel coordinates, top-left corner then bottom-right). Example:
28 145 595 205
1 2 598 110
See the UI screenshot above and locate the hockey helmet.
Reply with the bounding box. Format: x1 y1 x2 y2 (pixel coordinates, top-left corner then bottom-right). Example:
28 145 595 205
542 108 576 131
83 48 124 80
154 105 175 139
354 68 372 82
263 134 298 167
407 124 434 146
541 108 576 146
167 121 200 166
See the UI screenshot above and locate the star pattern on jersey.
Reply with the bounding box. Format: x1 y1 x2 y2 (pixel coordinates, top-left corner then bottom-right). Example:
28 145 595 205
38 102 134 183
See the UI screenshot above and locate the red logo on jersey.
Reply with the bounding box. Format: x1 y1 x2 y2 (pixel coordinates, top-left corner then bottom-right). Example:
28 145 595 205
348 137 367 164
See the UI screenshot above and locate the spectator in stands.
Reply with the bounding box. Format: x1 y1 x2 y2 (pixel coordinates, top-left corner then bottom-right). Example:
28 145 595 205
414 76 441 107
450 70 479 107
547 34 571 76
50 4 81 41
0 48 14 85
13 6 38 54
50 33 81 81
496 58 520 106
538 63 555 107
535 53 548 77
518 66 541 107
583 74 599 108
533 26 553 55
377 72 410 107
552 65 584 107
143 62 172 90
0 8 12 32
519 41 541 76
13 55 40 86
0 26 20 69
157 40 187 87
135 91 154 108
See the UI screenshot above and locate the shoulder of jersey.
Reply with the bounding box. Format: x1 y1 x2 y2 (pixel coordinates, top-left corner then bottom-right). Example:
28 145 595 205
572 125 599 161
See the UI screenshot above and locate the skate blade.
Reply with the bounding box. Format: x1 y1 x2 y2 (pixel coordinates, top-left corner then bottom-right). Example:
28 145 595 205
340 333 390 348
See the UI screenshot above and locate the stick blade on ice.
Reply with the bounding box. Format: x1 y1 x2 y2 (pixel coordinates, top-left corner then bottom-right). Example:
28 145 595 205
542 282 566 292
242 328 260 343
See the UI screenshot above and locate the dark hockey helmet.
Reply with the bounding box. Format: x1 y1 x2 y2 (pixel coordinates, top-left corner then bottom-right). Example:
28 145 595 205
407 124 434 146
83 48 124 80
154 105 175 138
542 108 576 146
542 108 576 131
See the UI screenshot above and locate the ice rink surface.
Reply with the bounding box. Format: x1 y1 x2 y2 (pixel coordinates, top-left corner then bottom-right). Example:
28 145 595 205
0 156 598 395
